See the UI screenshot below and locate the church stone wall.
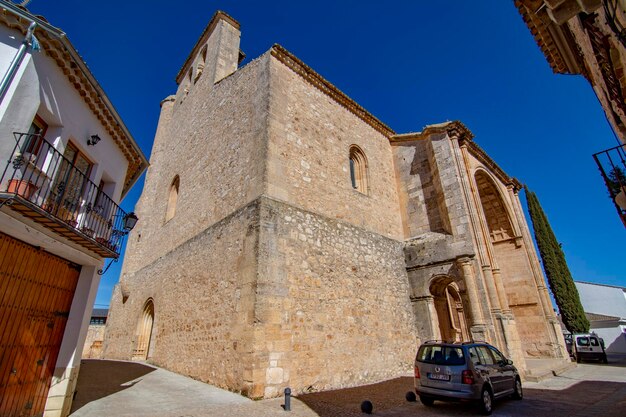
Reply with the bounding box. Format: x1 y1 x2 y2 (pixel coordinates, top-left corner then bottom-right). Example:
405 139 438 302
121 55 270 276
251 197 418 398
104 201 260 393
265 57 404 241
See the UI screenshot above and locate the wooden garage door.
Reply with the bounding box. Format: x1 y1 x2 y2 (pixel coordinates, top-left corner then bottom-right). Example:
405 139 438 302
0 232 81 417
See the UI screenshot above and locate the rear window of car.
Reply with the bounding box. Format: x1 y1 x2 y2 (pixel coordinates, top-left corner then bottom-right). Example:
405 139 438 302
577 337 589 346
417 345 465 366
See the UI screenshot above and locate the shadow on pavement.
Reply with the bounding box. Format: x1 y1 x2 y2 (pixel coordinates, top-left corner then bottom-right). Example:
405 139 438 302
297 377 414 417
70 359 156 414
297 377 626 417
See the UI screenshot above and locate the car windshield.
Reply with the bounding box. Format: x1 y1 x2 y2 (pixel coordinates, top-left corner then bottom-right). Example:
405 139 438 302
417 345 465 366
577 337 589 346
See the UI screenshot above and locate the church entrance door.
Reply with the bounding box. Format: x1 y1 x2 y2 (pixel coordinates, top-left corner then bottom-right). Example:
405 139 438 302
132 300 154 361
430 278 469 342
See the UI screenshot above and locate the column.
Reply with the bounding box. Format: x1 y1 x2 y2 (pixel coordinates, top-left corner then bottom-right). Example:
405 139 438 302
492 268 511 313
457 257 485 326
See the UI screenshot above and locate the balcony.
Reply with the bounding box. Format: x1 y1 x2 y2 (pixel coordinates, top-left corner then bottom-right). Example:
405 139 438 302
0 132 132 258
593 143 626 227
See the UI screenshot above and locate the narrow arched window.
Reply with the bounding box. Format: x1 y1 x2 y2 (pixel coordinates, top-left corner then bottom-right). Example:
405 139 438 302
165 176 179 222
349 145 369 194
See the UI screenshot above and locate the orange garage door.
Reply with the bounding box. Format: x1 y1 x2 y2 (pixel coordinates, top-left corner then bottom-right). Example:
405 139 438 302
0 232 80 417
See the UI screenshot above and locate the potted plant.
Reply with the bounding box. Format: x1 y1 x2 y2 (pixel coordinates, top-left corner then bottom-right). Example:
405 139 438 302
7 178 39 199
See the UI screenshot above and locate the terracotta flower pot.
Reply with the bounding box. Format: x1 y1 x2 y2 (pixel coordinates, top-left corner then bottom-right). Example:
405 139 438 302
7 179 38 199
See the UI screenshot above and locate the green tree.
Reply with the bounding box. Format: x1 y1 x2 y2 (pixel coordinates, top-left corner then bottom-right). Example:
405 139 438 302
524 186 589 334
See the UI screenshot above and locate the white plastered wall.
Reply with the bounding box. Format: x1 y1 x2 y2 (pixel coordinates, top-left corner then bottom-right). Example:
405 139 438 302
0 23 131 417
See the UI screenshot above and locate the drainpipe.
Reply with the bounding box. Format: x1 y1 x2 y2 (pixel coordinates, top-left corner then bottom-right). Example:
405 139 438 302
0 21 39 105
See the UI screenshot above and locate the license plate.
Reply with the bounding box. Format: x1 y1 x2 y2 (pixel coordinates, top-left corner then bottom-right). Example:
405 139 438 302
428 373 450 381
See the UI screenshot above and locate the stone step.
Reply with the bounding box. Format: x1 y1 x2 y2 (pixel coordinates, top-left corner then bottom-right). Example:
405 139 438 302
524 359 576 382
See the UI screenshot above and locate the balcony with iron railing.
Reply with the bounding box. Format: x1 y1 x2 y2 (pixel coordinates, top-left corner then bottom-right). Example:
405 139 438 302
593 143 626 227
0 132 135 258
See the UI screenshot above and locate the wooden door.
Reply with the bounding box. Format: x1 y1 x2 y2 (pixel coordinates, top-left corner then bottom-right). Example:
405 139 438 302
0 232 81 417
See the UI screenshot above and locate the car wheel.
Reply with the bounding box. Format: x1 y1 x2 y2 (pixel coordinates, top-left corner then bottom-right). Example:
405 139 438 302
419 395 434 406
602 354 608 364
576 354 581 363
512 377 523 400
480 387 493 415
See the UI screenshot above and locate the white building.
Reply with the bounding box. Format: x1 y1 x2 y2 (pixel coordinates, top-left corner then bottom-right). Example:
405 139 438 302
0 2 147 417
575 281 626 355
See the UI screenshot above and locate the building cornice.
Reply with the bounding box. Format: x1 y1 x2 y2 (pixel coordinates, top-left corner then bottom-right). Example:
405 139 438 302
515 0 585 75
390 121 474 143
0 2 148 198
175 10 240 84
270 44 395 137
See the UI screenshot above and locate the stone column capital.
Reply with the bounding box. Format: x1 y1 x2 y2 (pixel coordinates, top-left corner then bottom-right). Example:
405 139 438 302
455 256 474 266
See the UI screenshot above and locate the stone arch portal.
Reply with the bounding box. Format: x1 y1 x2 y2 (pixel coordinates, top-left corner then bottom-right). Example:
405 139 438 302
132 300 154 361
430 277 469 342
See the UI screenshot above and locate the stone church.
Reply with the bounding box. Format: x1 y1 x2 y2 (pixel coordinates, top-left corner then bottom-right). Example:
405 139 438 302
103 11 569 398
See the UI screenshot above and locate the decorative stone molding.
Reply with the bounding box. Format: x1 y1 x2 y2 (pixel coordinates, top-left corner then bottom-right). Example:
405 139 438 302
460 138 522 191
390 120 474 143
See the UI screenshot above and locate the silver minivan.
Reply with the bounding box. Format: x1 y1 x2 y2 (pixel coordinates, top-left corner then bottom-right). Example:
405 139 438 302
414 341 522 415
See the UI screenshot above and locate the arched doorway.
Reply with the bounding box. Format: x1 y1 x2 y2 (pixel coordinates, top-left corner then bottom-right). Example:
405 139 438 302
430 277 469 342
132 300 154 360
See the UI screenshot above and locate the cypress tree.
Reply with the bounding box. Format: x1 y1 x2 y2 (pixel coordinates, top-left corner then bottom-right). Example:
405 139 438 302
524 186 589 334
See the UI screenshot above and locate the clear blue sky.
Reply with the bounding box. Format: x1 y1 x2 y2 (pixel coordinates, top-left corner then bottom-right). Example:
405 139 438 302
25 0 624 306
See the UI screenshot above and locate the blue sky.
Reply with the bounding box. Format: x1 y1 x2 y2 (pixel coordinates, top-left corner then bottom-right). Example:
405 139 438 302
25 0 625 306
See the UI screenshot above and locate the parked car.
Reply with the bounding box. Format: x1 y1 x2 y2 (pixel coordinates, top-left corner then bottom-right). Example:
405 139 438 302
414 341 522 415
572 334 608 363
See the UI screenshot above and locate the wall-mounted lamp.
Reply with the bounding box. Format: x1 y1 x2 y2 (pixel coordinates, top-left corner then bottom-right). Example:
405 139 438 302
87 134 101 146
123 212 139 231
97 211 139 276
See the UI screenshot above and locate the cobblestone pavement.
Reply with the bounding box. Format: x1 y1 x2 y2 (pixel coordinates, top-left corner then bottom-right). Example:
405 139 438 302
70 358 626 417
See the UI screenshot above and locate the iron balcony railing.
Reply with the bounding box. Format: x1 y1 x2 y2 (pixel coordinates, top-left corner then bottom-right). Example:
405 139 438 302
0 132 128 257
593 143 626 227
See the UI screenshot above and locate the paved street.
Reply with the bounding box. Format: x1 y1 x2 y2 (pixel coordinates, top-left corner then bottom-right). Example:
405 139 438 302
70 358 626 417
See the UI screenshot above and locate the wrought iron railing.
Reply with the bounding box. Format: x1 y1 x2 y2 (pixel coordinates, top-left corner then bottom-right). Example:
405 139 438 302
593 143 626 227
0 132 128 255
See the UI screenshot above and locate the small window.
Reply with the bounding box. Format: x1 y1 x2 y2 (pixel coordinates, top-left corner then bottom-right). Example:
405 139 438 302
165 175 179 222
349 145 368 194
23 115 47 155
577 337 590 346
590 337 599 347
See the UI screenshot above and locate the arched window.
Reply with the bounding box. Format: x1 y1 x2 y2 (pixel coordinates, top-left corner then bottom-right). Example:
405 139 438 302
194 45 208 83
165 176 179 222
349 145 369 194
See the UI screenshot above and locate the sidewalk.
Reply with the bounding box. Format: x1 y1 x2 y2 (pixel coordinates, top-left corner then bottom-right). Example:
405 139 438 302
69 360 317 417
